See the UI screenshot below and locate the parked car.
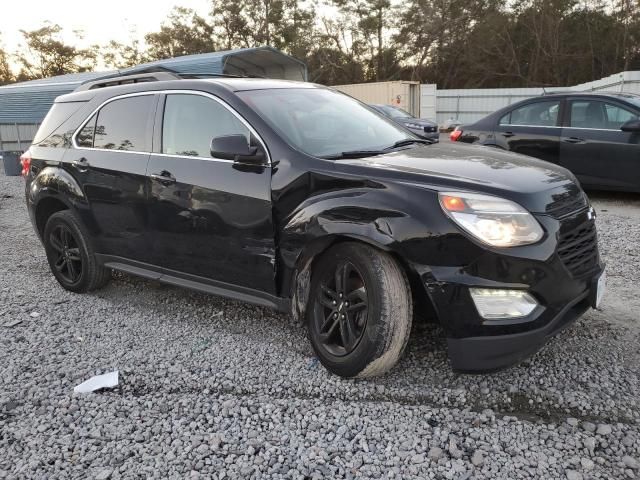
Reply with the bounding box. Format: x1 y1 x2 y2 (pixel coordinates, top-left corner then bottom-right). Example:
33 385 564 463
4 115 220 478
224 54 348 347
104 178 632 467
450 92 640 192
22 73 604 377
370 104 439 142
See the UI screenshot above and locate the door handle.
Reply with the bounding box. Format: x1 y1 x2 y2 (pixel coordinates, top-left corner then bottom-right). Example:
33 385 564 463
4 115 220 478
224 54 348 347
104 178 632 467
70 157 90 171
150 171 177 185
502 132 515 138
563 137 585 144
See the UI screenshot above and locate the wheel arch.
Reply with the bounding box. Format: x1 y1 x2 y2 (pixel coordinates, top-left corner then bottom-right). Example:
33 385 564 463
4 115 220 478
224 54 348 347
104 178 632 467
286 232 427 325
30 166 86 238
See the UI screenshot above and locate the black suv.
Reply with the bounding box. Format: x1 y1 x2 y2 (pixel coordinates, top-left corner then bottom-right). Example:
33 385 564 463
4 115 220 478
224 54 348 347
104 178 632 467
22 72 605 377
451 92 640 192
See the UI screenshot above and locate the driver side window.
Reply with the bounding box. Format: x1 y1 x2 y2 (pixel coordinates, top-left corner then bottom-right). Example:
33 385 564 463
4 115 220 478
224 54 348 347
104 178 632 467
162 94 250 158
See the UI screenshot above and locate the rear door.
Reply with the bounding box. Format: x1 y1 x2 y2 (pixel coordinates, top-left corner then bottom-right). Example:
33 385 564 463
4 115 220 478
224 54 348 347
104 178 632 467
146 92 276 294
494 99 563 163
560 98 640 190
65 93 157 261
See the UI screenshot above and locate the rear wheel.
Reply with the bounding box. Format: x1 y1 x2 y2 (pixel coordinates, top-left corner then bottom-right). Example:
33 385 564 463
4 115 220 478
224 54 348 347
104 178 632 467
307 242 412 378
43 211 111 293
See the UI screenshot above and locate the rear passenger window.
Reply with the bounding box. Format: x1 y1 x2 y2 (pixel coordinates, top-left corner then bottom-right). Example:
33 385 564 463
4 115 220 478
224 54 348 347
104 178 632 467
500 101 560 127
162 94 250 157
92 95 154 151
76 114 97 148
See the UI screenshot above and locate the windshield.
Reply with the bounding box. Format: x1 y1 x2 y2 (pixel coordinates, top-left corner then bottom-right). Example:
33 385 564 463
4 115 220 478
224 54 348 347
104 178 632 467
380 105 413 119
238 88 414 158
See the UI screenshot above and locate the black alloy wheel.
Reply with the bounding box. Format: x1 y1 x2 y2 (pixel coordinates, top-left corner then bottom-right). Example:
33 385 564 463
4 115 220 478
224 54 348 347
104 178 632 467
307 242 413 378
48 224 83 285
43 210 111 293
314 261 369 356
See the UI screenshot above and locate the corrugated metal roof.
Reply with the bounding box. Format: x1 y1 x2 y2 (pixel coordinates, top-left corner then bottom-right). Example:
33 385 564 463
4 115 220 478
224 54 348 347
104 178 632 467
1 71 115 89
116 46 307 78
0 71 113 124
0 47 307 125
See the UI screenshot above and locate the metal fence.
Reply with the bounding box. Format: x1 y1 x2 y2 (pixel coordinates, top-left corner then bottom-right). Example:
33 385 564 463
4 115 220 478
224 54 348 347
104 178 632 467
424 71 640 126
0 123 39 152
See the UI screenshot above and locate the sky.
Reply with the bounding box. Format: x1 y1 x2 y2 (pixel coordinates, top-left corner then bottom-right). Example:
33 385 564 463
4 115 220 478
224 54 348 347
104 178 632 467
0 0 212 54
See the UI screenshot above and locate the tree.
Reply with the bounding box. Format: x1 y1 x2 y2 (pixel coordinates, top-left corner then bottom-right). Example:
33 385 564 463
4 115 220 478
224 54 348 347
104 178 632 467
331 0 396 81
0 37 13 85
145 7 216 60
15 24 96 79
102 38 148 69
211 0 316 56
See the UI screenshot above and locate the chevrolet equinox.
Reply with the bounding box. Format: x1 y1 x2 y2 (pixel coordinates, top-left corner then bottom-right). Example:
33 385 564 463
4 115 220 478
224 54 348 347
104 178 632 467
22 72 605 377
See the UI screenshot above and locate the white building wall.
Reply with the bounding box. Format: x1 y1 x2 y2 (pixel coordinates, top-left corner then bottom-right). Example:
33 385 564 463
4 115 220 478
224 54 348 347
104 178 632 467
333 81 422 116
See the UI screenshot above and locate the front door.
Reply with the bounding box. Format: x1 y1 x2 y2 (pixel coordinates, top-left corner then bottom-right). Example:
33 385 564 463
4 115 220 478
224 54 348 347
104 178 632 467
560 98 640 190
146 92 276 294
495 99 562 164
64 93 157 261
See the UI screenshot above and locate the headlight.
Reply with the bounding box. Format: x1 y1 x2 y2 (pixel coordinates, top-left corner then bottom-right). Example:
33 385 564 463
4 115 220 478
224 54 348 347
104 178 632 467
405 123 423 129
439 191 544 247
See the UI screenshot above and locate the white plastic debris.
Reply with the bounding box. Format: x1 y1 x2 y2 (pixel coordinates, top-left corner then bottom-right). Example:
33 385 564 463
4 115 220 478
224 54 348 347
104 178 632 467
3 319 22 328
73 371 119 394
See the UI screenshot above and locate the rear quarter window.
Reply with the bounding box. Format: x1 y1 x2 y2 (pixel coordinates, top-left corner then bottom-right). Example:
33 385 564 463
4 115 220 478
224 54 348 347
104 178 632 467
33 102 86 145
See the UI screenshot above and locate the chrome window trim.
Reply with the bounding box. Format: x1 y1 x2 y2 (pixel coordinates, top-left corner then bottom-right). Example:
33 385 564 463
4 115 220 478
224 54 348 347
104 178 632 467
71 91 156 155
498 124 562 128
562 126 630 132
71 89 271 165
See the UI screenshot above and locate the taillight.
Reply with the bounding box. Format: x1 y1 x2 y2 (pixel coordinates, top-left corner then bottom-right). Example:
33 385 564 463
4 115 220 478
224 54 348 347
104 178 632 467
20 151 32 176
450 129 463 142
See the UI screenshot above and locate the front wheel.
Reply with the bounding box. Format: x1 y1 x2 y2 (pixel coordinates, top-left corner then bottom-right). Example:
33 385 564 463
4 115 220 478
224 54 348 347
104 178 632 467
307 242 413 378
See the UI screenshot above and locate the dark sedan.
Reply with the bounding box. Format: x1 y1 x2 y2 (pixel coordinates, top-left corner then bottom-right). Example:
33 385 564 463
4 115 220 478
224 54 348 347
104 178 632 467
451 92 640 192
370 104 439 142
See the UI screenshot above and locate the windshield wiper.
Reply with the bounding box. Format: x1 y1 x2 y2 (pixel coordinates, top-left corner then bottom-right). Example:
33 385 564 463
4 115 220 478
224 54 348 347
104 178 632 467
384 138 434 150
321 150 386 160
321 138 433 159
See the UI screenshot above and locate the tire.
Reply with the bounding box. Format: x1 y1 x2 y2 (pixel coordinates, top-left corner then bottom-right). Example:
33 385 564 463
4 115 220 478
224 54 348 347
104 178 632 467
306 242 413 378
43 210 111 293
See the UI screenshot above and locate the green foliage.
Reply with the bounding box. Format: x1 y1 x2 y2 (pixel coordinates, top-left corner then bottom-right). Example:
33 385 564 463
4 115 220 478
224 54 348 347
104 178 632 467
145 7 216 60
102 39 148 69
2 1 639 87
16 24 96 80
0 42 13 85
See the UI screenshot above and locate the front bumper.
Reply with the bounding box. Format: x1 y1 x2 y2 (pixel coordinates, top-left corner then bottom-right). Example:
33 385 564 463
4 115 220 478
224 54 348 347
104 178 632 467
447 291 592 371
412 207 603 371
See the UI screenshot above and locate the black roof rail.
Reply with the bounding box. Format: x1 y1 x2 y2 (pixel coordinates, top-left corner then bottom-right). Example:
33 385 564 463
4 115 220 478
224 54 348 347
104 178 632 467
74 65 261 92
75 70 180 91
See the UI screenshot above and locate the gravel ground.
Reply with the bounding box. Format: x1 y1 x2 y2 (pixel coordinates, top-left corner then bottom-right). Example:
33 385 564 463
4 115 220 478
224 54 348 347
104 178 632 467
1 167 639 479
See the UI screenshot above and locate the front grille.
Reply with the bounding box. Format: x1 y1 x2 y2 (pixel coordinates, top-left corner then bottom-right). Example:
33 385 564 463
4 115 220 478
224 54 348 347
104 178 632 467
546 192 588 219
557 216 599 278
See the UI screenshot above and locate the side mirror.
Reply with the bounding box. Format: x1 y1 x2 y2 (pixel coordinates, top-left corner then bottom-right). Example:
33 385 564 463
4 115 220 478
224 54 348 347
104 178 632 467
210 134 265 163
621 119 640 132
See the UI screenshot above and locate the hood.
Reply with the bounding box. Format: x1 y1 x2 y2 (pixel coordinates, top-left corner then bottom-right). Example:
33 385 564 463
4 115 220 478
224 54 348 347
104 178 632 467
341 143 582 214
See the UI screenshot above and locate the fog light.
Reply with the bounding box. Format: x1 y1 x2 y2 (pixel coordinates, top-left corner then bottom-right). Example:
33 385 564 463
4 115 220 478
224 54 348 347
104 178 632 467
469 288 538 319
